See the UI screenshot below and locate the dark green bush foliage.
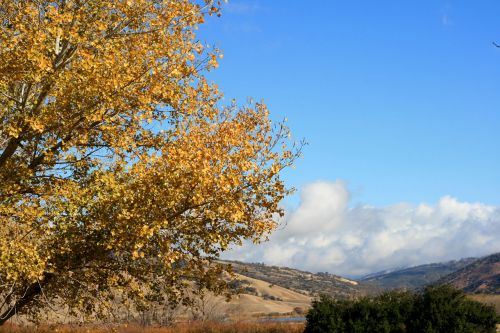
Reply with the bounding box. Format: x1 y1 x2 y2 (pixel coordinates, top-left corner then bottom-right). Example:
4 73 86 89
304 285 497 333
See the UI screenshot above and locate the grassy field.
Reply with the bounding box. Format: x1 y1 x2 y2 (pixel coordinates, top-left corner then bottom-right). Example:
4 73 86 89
0 322 305 333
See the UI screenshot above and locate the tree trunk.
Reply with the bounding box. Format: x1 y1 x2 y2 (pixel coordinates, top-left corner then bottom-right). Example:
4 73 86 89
0 273 54 326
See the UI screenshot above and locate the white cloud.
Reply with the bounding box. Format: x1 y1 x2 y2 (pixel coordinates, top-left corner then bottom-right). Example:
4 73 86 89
224 181 500 277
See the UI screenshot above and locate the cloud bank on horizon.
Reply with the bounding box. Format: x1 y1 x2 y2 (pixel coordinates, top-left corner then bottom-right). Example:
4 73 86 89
224 181 500 277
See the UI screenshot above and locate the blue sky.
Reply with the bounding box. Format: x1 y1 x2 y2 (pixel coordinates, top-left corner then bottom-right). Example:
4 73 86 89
200 1 500 208
198 1 500 274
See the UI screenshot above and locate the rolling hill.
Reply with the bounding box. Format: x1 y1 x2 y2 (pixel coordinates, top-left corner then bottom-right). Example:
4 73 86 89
222 260 366 299
217 254 500 317
221 273 312 317
437 252 500 294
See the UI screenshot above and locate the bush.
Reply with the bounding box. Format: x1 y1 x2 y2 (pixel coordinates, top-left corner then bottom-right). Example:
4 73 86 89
294 307 306 315
245 286 258 295
304 286 497 333
414 285 497 333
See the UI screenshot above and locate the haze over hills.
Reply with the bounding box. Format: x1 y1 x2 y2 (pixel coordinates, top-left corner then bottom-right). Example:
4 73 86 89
361 257 477 291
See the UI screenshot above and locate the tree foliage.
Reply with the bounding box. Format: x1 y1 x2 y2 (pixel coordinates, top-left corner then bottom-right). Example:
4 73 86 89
0 0 300 323
305 286 497 333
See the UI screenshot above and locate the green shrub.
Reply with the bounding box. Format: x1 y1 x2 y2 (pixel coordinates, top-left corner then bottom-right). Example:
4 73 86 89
414 285 497 333
304 286 497 333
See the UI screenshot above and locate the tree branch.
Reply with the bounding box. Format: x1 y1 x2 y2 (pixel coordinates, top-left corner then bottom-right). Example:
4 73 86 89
0 272 54 325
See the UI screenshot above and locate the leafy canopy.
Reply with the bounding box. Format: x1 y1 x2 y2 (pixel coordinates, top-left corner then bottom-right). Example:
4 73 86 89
305 286 498 333
0 0 300 323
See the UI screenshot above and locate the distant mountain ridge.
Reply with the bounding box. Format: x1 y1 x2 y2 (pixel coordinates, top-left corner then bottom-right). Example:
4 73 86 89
221 252 500 299
437 252 500 294
361 266 407 281
361 258 477 291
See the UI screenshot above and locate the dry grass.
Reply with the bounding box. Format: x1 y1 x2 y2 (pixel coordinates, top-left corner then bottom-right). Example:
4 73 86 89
468 294 500 314
0 322 305 333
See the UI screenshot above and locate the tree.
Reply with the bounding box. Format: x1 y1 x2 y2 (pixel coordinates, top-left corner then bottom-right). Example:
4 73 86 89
0 0 301 324
415 285 497 333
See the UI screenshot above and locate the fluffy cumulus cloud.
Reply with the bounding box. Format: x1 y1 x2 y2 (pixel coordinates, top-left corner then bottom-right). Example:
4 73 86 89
224 181 500 277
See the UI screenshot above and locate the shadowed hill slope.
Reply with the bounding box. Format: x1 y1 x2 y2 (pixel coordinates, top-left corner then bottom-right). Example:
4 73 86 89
361 257 476 290
437 252 499 294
